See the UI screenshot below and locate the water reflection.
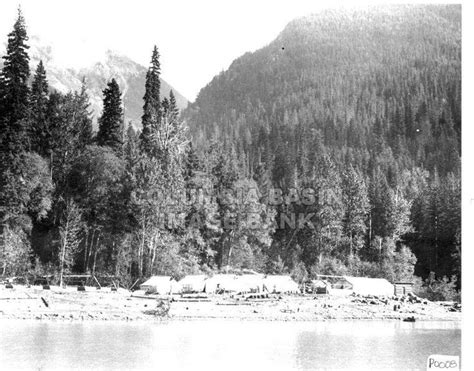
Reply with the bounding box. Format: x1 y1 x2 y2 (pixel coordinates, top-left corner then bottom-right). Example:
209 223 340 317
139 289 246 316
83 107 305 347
295 321 461 370
0 320 461 370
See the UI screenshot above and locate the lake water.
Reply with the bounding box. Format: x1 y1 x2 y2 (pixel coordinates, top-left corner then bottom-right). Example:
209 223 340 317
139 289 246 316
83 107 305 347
0 320 461 370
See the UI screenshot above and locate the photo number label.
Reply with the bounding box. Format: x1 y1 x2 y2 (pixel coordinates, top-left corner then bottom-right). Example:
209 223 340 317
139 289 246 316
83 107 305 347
427 355 459 370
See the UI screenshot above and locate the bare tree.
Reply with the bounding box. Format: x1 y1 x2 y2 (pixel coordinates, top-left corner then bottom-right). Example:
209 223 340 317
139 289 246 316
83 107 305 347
59 199 83 287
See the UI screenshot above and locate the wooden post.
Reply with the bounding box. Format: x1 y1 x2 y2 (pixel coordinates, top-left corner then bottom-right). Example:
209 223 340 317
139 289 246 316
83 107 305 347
92 233 101 276
129 278 140 291
93 275 102 289
59 218 69 288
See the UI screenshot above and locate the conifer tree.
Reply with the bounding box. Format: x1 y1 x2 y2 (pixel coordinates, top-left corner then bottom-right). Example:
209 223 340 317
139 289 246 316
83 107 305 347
368 168 393 239
0 8 32 227
0 7 31 159
30 60 50 156
161 97 169 117
307 155 344 264
342 165 370 256
184 142 201 184
97 78 123 152
140 46 161 154
169 90 180 128
75 80 94 148
124 123 140 170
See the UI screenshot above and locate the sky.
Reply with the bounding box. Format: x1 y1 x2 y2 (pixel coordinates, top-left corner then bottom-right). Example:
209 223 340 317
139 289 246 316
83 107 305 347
0 0 462 101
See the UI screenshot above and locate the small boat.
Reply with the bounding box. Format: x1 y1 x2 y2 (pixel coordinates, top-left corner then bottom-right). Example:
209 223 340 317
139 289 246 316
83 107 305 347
403 316 416 322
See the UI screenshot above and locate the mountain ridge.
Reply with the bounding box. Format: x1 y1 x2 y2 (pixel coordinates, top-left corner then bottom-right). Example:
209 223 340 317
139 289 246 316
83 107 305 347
186 4 461 149
1 37 189 129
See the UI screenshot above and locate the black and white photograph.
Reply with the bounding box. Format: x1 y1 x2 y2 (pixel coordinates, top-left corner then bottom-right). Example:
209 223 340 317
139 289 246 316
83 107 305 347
0 0 468 370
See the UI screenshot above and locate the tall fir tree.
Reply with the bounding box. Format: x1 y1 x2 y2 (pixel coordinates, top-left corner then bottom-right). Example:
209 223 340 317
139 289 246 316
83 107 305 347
124 123 140 171
168 90 180 128
184 142 201 184
0 7 31 160
0 7 32 226
161 97 169 117
30 60 50 156
75 79 94 149
140 46 161 154
341 165 370 256
97 78 123 152
368 167 393 240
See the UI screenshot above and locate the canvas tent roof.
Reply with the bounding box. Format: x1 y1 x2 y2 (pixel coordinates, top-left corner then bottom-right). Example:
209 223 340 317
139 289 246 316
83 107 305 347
140 276 178 294
234 274 264 293
177 275 207 293
263 275 300 293
342 276 394 296
204 274 239 293
201 273 264 293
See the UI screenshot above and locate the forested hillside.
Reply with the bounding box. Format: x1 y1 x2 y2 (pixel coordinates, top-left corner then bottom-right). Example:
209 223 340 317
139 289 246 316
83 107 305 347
185 5 461 289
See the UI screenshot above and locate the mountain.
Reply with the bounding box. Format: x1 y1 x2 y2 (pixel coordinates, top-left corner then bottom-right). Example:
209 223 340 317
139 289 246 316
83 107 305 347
73 50 189 128
185 4 461 175
1 36 189 129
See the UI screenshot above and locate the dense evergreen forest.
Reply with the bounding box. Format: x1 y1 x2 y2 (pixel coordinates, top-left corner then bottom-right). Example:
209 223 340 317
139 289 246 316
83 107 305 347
0 5 461 299
184 5 461 295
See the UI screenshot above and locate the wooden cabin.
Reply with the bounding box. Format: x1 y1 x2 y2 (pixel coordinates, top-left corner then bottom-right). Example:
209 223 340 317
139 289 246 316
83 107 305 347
393 282 414 296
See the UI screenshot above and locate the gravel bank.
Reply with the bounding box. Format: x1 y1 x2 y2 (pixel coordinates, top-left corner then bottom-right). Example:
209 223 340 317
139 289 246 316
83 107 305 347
0 285 461 322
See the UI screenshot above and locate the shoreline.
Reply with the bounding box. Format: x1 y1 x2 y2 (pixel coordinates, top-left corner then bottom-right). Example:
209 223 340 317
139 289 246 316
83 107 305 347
0 317 463 324
0 285 461 323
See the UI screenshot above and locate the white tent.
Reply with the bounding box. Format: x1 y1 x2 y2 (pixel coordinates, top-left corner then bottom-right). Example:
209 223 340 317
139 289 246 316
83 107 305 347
140 276 178 294
177 275 207 293
263 275 300 294
204 274 240 293
234 274 264 293
342 276 394 296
